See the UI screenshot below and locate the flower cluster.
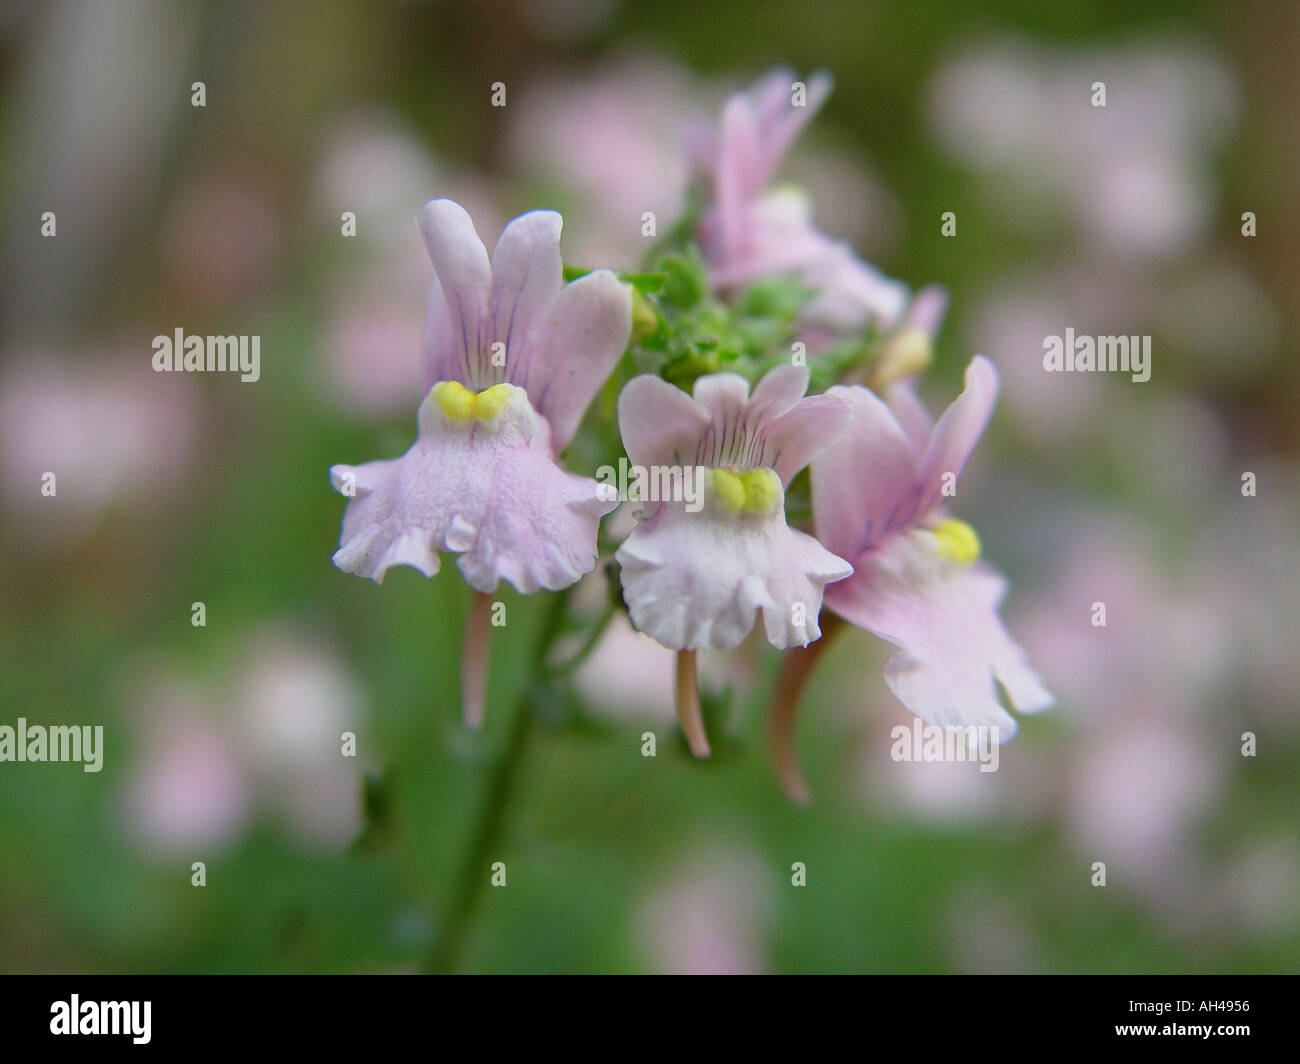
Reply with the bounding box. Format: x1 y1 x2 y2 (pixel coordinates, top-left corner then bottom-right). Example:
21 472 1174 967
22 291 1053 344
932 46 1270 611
329 68 1052 797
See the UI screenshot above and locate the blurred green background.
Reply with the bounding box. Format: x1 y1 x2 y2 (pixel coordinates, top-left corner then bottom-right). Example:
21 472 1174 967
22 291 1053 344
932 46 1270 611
1 0 1297 973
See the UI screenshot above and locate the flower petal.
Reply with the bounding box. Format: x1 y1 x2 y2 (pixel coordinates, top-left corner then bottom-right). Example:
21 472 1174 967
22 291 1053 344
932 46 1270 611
522 269 632 450
902 283 949 338
421 273 459 393
715 94 762 263
331 384 615 593
811 384 919 558
691 371 751 423
914 355 998 517
617 505 851 651
417 198 491 387
812 359 1000 558
738 67 833 195
884 378 933 451
691 372 759 468
617 375 712 470
708 69 831 268
762 391 855 485
797 242 910 334
745 363 809 426
825 540 1054 734
488 209 564 381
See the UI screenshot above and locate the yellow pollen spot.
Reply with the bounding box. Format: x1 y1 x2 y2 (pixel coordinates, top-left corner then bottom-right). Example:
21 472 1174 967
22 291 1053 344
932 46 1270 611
433 381 516 424
740 468 782 514
433 380 475 422
710 469 746 513
473 383 512 422
709 467 783 515
932 518 981 564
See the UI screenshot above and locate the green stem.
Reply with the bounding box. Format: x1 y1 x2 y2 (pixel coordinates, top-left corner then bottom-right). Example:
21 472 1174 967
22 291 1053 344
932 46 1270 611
423 588 571 973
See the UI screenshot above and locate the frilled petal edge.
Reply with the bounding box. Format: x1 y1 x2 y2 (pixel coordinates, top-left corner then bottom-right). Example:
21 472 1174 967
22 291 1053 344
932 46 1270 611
331 384 616 594
616 506 852 651
825 538 1054 735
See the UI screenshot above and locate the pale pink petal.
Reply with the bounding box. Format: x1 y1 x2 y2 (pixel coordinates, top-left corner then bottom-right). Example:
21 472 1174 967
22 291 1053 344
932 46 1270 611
693 367 848 477
762 391 855 485
903 283 950 338
521 268 631 450
743 67 832 191
747 68 834 191
416 198 491 386
621 368 849 481
691 371 751 424
707 192 909 333
885 377 933 451
617 375 712 470
488 209 564 375
415 201 629 449
811 384 919 558
914 355 998 516
696 68 908 338
617 504 851 651
715 95 762 263
614 363 857 650
619 365 849 486
707 69 832 270
744 363 809 426
452 435 615 592
825 539 1054 732
703 187 826 288
797 241 910 333
331 384 615 593
421 273 458 391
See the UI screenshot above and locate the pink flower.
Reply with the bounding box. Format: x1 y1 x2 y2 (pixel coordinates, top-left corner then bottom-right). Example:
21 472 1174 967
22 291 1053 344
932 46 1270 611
330 199 630 593
615 364 853 652
694 68 909 334
811 357 1053 733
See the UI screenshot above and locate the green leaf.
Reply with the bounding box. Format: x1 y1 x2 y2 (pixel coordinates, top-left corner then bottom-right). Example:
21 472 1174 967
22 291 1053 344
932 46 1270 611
656 247 710 309
619 271 667 294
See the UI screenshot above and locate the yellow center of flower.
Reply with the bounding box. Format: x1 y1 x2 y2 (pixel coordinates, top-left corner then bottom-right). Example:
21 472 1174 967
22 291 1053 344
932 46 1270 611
709 467 783 516
931 518 981 564
432 381 513 423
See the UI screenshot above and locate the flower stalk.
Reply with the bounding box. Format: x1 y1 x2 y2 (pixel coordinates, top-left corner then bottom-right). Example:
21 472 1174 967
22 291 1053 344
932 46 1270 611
766 612 844 804
460 591 495 730
674 649 711 758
